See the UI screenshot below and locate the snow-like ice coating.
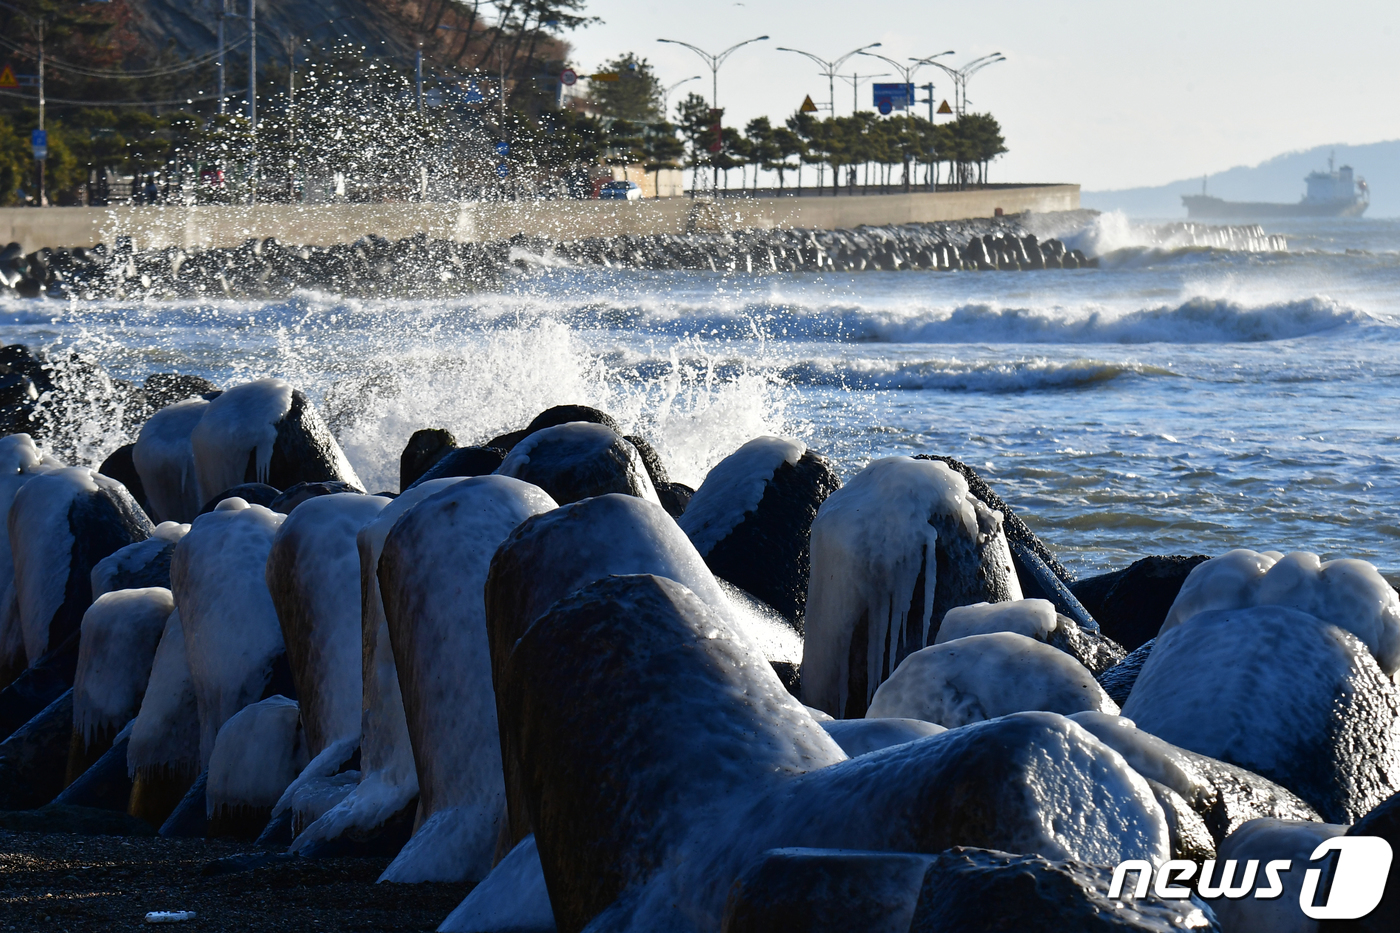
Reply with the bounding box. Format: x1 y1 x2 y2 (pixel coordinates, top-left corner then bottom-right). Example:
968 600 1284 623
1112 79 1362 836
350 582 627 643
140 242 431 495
190 378 294 503
127 609 199 781
377 475 556 884
678 436 806 557
803 457 1022 718
73 587 174 747
1161 548 1400 675
715 578 803 665
935 598 1059 644
291 477 469 854
0 434 56 678
820 717 946 757
866 632 1119 727
133 397 211 523
205 695 309 819
497 421 660 505
89 522 187 599
1209 818 1347 933
437 834 555 933
170 499 287 767
1123 605 1400 823
9 467 101 660
266 493 388 756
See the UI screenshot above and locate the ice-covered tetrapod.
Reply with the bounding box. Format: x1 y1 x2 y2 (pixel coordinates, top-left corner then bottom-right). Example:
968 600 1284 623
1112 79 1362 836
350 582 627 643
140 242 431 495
0 433 59 684
170 498 287 769
1160 547 1400 676
803 457 1022 718
205 695 309 837
377 475 557 884
126 608 201 826
289 478 471 856
134 397 210 523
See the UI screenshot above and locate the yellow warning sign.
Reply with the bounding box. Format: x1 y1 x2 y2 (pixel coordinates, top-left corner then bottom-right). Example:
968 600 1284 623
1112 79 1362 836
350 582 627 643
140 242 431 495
799 94 818 113
0 66 17 89
590 72 620 82
937 100 953 114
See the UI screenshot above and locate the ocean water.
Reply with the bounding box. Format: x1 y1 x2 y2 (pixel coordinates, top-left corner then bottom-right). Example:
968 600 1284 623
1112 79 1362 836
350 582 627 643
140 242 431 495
5 210 1400 580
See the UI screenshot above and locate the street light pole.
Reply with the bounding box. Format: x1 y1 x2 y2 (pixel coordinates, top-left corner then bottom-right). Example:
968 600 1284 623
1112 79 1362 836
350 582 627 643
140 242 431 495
217 0 226 115
775 42 881 117
661 75 701 120
657 34 769 109
859 49 952 113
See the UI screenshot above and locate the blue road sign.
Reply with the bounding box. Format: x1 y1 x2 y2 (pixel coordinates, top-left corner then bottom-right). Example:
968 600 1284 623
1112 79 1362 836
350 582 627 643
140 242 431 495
496 163 509 178
872 83 914 113
495 140 509 156
462 81 485 104
30 129 46 159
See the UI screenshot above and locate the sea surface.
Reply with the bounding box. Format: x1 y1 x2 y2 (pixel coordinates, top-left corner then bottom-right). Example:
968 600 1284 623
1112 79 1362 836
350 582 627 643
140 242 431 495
5 211 1400 580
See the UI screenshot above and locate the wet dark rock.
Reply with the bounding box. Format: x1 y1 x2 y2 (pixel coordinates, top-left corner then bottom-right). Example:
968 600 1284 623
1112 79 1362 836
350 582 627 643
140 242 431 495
268 480 363 514
723 848 935 933
1321 790 1400 932
0 688 75 810
0 803 155 836
1072 555 1211 651
406 446 507 488
497 422 656 506
97 443 152 518
1096 639 1154 706
400 428 457 491
144 373 219 410
1046 613 1126 676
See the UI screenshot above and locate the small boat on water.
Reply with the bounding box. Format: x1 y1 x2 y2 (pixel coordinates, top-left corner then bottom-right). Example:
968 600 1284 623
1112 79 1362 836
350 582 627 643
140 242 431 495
1182 154 1368 219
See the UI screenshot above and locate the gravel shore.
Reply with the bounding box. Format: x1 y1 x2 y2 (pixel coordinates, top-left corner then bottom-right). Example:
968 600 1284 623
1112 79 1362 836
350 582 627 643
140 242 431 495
0 830 472 932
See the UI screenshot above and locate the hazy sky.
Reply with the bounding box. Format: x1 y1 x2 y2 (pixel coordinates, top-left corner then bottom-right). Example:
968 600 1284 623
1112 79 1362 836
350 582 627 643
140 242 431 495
564 0 1400 190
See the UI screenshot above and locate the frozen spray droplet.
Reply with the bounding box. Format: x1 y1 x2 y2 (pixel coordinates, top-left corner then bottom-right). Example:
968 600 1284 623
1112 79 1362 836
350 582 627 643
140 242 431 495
145 910 196 924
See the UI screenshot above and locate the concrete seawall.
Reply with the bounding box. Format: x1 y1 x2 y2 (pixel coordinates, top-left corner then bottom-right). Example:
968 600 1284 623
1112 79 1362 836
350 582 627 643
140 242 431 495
0 184 1078 252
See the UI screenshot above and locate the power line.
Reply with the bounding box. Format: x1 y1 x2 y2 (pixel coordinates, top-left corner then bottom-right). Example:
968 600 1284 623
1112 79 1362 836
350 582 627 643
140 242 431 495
0 87 217 107
0 34 248 78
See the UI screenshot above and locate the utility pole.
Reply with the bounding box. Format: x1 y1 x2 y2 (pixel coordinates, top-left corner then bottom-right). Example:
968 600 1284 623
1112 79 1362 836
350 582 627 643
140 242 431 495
247 0 256 126
37 20 45 206
217 0 227 114
416 44 423 115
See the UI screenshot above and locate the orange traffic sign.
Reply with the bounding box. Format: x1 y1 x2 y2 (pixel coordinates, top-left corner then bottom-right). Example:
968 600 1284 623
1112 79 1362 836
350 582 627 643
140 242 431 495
0 66 17 89
590 72 620 82
937 100 953 114
800 95 818 113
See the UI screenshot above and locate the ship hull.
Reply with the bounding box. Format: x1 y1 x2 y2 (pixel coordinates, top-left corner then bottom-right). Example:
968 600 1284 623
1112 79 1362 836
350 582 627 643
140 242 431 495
1182 195 1368 220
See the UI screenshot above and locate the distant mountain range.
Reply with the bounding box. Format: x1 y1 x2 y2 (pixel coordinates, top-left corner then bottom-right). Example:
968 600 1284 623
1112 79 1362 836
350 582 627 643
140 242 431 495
1083 140 1400 219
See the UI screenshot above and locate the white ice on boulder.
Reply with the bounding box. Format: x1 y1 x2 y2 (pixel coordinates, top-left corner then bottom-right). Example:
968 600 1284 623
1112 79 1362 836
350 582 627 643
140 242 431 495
498 421 660 504
865 632 1119 727
205 695 309 820
0 434 57 677
1209 818 1347 933
134 397 211 523
678 436 806 557
438 834 556 933
90 522 188 599
291 477 469 854
716 579 802 665
171 499 286 768
935 598 1058 644
190 377 293 503
378 475 557 884
803 457 1022 718
1161 548 1400 675
266 493 389 756
820 718 946 757
127 608 200 781
10 467 100 660
73 587 175 747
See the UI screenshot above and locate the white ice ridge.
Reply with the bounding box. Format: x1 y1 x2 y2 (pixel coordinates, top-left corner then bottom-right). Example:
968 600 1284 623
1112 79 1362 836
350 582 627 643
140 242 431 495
1210 818 1348 933
127 608 200 780
935 598 1058 644
803 456 1021 717
290 477 469 854
171 499 287 768
190 377 294 503
679 436 807 557
134 397 211 523
437 834 555 933
1161 548 1400 675
866 632 1118 727
73 587 175 747
0 434 58 677
9 466 100 661
205 695 309 818
717 579 803 665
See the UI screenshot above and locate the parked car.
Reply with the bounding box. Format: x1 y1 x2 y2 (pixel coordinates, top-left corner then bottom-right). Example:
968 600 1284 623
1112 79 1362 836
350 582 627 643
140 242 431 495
598 180 643 200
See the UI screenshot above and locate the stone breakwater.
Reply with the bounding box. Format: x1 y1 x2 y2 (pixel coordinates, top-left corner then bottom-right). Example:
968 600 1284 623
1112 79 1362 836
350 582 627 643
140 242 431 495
0 215 1095 301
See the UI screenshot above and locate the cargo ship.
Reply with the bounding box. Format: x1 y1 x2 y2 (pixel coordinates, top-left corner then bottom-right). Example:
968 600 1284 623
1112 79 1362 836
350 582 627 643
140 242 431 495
1182 155 1368 219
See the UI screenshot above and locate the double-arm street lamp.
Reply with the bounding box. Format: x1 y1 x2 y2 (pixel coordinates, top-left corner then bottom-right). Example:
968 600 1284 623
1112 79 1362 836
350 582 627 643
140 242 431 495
661 74 702 119
656 34 769 110
775 42 881 117
858 49 953 113
914 52 1005 116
